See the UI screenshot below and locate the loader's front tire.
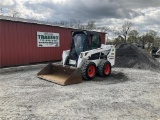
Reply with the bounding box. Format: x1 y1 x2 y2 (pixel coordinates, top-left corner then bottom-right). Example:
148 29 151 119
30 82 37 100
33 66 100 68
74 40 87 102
81 60 96 80
98 60 111 77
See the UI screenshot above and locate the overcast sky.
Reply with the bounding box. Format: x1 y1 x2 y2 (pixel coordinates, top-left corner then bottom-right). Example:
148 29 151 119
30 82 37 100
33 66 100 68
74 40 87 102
1 0 160 37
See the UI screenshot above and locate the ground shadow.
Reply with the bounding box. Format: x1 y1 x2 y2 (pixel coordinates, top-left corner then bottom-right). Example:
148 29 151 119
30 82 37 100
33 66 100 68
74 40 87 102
93 72 128 84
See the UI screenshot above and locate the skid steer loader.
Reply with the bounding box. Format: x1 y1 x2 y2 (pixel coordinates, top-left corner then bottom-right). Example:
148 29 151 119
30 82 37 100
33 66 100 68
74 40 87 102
37 31 116 85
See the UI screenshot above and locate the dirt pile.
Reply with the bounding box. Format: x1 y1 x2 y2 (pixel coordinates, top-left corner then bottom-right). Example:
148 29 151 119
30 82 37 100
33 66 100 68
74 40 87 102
115 43 160 71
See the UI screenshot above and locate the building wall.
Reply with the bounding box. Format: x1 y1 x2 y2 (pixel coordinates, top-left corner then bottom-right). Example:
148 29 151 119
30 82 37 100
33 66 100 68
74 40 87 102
0 20 105 67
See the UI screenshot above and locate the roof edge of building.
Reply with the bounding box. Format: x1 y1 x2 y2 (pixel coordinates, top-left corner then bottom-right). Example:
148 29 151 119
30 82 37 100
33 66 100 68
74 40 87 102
0 15 106 34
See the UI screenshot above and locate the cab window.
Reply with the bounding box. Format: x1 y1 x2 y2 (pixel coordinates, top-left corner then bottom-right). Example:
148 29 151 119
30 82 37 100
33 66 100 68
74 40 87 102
88 34 101 50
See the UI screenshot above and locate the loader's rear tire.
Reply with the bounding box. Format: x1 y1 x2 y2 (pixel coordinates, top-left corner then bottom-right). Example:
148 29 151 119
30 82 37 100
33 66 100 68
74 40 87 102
98 60 111 77
81 60 96 80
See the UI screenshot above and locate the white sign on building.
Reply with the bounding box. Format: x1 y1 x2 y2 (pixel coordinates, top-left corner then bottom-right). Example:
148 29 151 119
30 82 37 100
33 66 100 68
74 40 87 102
37 32 60 47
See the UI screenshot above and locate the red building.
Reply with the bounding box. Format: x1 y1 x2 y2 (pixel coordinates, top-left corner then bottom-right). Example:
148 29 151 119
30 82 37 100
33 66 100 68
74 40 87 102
0 15 105 68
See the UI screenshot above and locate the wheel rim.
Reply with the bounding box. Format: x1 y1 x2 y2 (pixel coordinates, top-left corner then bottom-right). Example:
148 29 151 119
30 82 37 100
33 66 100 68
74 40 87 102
104 64 110 75
88 65 96 77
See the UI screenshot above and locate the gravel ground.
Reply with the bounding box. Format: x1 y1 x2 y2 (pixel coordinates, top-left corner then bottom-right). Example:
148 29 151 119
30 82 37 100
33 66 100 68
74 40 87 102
0 67 160 120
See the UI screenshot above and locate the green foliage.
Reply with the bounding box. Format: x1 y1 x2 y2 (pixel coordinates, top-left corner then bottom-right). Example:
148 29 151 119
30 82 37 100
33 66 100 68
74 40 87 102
127 30 139 43
112 28 160 48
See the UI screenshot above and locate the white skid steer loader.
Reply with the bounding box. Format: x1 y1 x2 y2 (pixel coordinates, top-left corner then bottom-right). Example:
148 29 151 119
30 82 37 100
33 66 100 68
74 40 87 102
37 31 116 85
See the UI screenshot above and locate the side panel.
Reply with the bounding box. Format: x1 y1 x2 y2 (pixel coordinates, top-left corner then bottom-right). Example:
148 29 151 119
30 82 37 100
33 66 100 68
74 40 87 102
0 21 74 67
1 21 12 67
77 45 115 68
107 47 116 66
29 24 72 64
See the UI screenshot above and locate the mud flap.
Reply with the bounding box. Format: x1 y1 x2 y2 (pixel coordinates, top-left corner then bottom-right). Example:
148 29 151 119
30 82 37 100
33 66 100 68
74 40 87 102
37 63 82 86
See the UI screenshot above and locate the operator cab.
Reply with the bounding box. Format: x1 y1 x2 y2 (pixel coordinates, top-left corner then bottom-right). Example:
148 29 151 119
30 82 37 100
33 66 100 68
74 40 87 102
66 31 101 66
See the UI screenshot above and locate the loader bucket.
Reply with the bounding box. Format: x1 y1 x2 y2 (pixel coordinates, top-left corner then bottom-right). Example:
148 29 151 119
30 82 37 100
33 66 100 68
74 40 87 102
37 63 82 86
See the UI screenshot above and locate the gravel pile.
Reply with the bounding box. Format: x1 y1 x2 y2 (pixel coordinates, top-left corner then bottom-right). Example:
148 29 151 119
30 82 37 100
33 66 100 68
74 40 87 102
115 43 160 71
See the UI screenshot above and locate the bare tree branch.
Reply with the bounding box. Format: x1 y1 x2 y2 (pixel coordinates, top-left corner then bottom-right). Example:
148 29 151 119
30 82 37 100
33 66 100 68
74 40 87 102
10 8 19 17
0 7 4 15
86 20 96 30
114 21 133 42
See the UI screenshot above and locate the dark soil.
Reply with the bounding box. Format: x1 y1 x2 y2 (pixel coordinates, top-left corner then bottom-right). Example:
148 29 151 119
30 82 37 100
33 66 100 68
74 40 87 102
115 43 160 71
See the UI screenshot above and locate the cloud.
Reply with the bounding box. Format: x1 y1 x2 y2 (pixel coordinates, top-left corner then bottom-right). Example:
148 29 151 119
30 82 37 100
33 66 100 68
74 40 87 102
120 0 160 9
0 0 15 7
1 0 160 36
131 7 160 33
13 0 142 22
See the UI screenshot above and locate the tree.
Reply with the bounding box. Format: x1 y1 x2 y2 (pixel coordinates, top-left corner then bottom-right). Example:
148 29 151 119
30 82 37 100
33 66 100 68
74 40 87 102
147 30 157 46
114 21 133 42
10 8 19 17
138 30 158 49
112 35 126 45
154 37 160 47
0 8 3 15
144 30 160 48
86 20 96 30
68 19 82 29
53 19 84 29
97 26 109 33
68 19 77 27
127 30 139 43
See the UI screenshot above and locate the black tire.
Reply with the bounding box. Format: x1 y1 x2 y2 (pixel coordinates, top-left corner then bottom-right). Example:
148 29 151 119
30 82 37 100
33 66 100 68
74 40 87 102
98 60 111 77
81 60 96 80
